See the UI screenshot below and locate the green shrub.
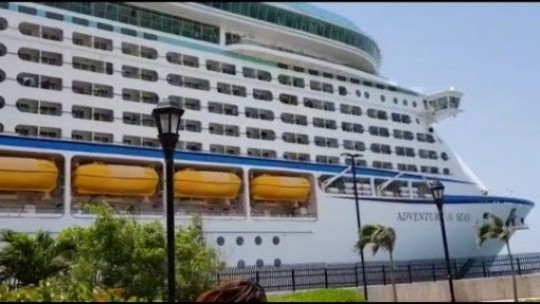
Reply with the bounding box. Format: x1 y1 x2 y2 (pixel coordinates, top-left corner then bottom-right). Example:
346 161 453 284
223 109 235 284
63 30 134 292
268 288 365 302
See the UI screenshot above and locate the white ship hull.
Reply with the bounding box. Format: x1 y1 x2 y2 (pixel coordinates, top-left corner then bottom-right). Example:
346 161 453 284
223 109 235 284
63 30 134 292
0 136 532 267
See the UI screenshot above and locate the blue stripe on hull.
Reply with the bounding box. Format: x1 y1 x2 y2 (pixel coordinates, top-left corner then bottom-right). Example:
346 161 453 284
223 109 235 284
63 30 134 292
332 194 535 207
0 135 470 183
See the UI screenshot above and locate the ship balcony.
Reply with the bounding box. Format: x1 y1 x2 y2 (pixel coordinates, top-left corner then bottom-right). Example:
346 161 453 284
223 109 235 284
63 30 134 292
423 89 464 125
225 38 378 74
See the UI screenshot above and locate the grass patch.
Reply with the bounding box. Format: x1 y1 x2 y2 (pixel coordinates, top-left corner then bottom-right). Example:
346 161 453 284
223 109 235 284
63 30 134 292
268 288 364 302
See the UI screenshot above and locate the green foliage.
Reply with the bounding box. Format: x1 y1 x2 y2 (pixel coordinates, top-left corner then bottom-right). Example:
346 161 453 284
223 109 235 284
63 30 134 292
477 213 512 247
268 288 365 302
355 224 396 255
0 229 77 285
0 202 225 302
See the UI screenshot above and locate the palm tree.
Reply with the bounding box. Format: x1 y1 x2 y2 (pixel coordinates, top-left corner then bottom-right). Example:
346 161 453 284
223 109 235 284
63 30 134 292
477 214 518 302
0 229 77 286
356 224 398 302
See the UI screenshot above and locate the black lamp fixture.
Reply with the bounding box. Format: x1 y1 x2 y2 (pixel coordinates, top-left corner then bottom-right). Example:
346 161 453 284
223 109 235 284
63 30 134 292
429 180 456 302
340 152 368 301
152 99 185 303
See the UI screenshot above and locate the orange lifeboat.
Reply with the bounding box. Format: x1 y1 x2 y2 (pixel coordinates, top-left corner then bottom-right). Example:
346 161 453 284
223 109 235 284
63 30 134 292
0 156 58 193
174 169 241 199
72 163 158 197
250 175 310 202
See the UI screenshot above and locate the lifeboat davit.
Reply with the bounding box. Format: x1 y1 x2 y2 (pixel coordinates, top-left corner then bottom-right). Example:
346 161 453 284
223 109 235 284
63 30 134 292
174 169 241 199
72 163 158 196
250 175 310 202
0 156 58 193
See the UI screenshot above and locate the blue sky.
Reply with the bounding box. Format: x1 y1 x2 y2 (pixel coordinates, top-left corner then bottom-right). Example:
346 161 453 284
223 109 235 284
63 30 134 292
314 2 540 253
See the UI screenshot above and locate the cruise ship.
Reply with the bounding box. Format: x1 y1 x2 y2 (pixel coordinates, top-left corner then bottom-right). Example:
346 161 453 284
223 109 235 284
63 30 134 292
0 2 534 268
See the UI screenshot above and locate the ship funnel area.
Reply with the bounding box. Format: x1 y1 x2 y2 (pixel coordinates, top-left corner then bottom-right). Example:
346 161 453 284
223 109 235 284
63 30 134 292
423 88 464 125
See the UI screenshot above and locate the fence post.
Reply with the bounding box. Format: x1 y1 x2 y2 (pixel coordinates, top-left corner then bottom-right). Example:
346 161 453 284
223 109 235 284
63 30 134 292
324 268 328 289
432 263 436 282
382 265 386 285
407 264 412 283
256 270 260 285
291 269 296 292
517 258 522 275
355 264 359 287
482 261 487 277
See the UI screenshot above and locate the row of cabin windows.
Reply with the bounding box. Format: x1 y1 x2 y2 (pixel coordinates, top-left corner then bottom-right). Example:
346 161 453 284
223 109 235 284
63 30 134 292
6 124 451 174
15 19 419 108
14 24 419 115
8 67 420 123
8 74 435 143
6 101 444 159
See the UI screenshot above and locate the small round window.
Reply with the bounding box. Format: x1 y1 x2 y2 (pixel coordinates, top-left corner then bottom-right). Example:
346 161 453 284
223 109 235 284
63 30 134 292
274 258 282 267
237 260 246 269
236 236 244 246
412 101 417 108
416 118 420 124
256 259 264 268
0 18 7 31
403 99 408 106
255 236 262 245
393 97 398 104
216 236 225 246
0 43 6 57
0 70 5 83
364 91 370 99
272 236 280 245
0 96 4 109
380 95 385 102
356 90 361 97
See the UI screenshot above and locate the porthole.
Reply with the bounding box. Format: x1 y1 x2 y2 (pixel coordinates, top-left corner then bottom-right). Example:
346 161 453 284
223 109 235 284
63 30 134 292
256 259 264 268
364 91 370 99
0 43 6 56
274 258 282 267
272 236 280 245
216 236 225 246
0 70 5 83
393 97 398 104
412 101 417 108
416 118 420 124
380 95 385 102
355 89 361 97
236 236 244 246
0 18 7 30
0 96 4 109
441 152 449 161
403 99 408 106
255 236 262 245
237 260 246 268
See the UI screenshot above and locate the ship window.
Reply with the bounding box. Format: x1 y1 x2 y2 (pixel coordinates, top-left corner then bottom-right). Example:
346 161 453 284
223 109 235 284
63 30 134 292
236 236 244 246
0 70 4 83
143 32 158 40
441 152 449 161
46 12 64 21
255 236 262 245
41 26 63 42
97 22 114 32
0 96 4 109
364 91 370 99
237 260 246 268
443 168 450 175
256 259 264 268
393 97 398 104
412 101 417 108
0 18 7 30
273 236 280 245
18 5 37 15
380 95 386 102
0 43 5 57
72 17 89 26
121 27 137 37
274 259 282 267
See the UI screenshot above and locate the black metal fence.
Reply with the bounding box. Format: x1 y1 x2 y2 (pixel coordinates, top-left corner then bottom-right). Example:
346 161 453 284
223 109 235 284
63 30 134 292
216 252 540 292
